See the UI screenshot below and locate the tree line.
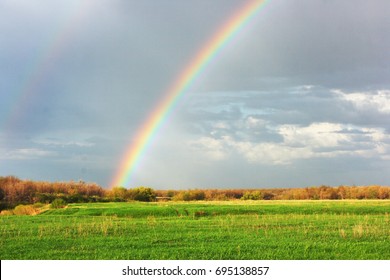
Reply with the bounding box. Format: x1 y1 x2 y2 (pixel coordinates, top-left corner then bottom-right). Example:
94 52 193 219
0 176 157 210
1 176 390 210
156 185 390 201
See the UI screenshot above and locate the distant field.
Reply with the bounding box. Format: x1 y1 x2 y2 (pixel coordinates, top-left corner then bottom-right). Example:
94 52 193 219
1 200 390 259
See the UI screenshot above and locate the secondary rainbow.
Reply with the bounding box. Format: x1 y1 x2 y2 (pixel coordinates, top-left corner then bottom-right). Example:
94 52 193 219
111 0 269 187
2 2 91 131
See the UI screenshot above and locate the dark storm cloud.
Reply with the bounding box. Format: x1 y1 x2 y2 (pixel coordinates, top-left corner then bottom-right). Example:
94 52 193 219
198 0 390 91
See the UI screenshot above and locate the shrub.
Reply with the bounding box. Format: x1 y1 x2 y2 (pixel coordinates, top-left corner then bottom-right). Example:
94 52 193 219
263 192 275 200
13 205 38 215
172 190 206 201
0 210 14 216
33 202 45 208
129 187 156 202
51 198 67 209
166 190 176 198
190 190 206 200
36 193 56 204
172 191 191 201
241 191 262 200
106 187 128 201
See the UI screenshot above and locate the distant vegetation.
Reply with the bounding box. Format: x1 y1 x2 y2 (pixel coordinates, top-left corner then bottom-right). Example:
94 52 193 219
1 175 390 211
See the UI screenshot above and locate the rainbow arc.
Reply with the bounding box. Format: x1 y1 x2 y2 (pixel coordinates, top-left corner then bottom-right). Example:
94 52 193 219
111 0 269 187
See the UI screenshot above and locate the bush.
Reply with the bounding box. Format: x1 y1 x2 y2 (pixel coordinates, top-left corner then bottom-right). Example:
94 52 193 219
33 202 45 208
130 187 156 202
51 198 67 209
0 210 14 216
13 205 38 215
172 190 206 201
36 193 56 204
172 191 190 201
263 192 275 200
241 191 262 200
106 187 128 201
190 190 206 200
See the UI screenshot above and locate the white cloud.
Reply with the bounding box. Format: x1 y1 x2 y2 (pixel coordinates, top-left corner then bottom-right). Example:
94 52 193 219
279 122 349 148
189 122 390 165
34 139 95 148
189 136 229 161
1 148 57 160
334 89 390 114
228 139 313 164
245 116 267 129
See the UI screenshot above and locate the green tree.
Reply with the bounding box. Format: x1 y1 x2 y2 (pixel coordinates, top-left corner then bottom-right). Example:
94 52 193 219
107 187 128 201
130 187 156 202
241 191 262 200
51 198 67 209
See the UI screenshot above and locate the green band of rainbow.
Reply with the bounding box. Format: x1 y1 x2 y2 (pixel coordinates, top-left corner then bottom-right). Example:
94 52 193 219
111 0 268 188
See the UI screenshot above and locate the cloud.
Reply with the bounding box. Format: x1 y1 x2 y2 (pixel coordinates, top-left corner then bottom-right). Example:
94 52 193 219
334 89 390 114
279 122 349 149
188 122 390 165
1 148 57 160
196 0 390 92
180 85 390 170
189 137 228 161
183 86 390 132
33 138 95 148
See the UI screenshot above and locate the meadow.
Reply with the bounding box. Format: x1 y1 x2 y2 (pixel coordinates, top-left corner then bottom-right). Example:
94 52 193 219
1 200 390 260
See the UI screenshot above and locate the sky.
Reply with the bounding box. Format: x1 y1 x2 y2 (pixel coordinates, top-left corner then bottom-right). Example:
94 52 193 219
1 0 390 189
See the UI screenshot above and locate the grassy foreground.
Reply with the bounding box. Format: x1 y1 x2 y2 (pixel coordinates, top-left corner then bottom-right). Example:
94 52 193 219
1 200 390 259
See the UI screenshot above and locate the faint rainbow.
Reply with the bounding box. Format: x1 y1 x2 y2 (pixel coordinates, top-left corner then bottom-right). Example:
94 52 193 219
2 1 92 132
111 0 269 187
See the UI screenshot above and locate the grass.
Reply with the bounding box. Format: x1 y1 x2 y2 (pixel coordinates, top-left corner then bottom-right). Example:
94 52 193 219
1 200 390 259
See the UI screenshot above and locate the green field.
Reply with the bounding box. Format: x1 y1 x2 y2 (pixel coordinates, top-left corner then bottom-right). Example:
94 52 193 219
1 200 390 259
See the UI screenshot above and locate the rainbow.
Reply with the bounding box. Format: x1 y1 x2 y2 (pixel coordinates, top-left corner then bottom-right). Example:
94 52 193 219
2 2 91 132
111 0 269 187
